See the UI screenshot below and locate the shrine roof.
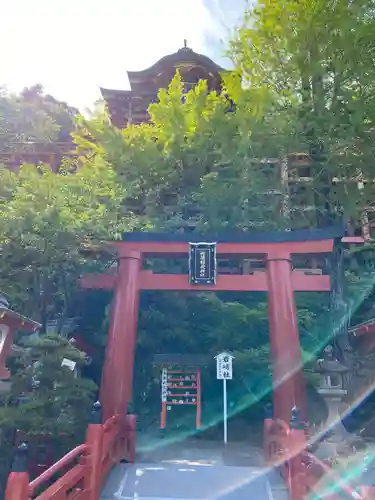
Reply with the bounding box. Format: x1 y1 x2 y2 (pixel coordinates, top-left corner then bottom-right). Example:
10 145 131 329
100 88 133 101
100 45 227 101
349 318 375 336
122 226 345 244
316 358 349 372
127 46 227 84
0 305 41 331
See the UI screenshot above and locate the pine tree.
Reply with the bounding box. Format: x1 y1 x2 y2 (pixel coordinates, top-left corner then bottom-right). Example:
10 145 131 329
0 334 97 484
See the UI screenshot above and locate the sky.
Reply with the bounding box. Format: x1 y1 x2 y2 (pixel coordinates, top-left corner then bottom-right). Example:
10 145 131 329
1 0 246 112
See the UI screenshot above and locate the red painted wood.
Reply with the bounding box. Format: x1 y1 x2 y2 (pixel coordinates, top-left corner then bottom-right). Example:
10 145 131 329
351 320 375 337
5 413 136 500
141 271 330 291
266 256 307 423
341 236 365 244
360 486 375 499
303 451 361 499
111 239 334 256
4 473 29 500
196 368 201 429
264 419 290 479
80 274 116 290
0 324 13 379
33 464 88 499
359 334 375 355
125 414 137 463
84 423 103 500
28 445 88 494
289 427 308 500
0 313 40 380
100 252 141 421
263 416 273 464
101 416 121 478
292 272 331 291
81 270 331 292
160 402 167 429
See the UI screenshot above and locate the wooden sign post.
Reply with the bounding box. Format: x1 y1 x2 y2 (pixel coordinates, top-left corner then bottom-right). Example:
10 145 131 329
155 354 206 431
160 366 201 430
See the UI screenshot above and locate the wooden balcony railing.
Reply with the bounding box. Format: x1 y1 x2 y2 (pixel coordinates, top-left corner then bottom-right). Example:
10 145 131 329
264 406 372 499
4 402 136 500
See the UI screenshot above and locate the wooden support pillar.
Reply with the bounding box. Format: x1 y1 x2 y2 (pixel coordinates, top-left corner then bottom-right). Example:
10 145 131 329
100 251 141 420
5 442 30 500
266 253 307 423
288 407 307 500
85 402 103 500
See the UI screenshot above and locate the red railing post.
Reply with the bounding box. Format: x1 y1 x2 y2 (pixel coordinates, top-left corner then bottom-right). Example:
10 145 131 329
125 414 137 463
360 486 375 499
5 442 30 500
85 401 104 500
263 403 273 465
288 407 307 500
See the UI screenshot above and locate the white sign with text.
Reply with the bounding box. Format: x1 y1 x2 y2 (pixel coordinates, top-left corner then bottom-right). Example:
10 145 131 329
215 352 234 380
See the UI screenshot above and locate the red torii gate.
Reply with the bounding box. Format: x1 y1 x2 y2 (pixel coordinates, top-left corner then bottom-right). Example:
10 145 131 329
81 229 343 424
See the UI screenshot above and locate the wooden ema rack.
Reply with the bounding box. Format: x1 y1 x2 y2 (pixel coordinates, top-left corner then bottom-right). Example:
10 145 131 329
160 368 201 429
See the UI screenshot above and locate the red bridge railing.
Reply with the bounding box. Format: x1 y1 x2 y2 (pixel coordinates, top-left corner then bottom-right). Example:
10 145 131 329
264 406 375 500
4 401 136 500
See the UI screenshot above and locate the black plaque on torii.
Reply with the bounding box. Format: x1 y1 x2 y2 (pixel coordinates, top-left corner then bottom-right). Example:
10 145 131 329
189 242 217 285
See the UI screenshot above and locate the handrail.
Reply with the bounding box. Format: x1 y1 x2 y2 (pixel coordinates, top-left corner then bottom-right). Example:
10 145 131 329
264 415 366 500
28 444 89 495
302 451 363 500
5 408 137 500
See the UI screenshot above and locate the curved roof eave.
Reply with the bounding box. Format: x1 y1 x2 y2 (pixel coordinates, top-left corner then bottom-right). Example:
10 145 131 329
127 48 228 82
0 305 41 331
100 87 133 100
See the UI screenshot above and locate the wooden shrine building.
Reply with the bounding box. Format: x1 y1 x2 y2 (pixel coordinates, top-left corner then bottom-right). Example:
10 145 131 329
100 41 227 128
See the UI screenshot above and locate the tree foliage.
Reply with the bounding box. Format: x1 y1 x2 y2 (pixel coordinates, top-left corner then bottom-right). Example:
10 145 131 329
0 84 78 152
0 334 96 436
0 159 126 326
75 72 288 232
228 0 375 224
0 335 97 488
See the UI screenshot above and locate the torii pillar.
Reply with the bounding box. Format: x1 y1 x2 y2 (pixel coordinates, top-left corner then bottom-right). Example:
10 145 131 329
100 251 141 421
266 252 306 423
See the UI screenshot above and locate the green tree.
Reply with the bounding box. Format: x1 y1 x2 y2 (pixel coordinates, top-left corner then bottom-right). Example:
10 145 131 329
75 72 288 233
228 0 375 225
0 87 57 151
0 84 78 153
0 158 126 327
0 334 96 436
0 335 96 488
20 84 78 143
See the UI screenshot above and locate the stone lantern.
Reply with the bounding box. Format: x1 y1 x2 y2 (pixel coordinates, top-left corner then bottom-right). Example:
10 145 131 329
315 344 360 457
0 293 40 385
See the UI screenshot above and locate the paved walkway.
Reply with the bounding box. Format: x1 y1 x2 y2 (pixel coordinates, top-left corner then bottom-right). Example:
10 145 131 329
100 439 289 500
